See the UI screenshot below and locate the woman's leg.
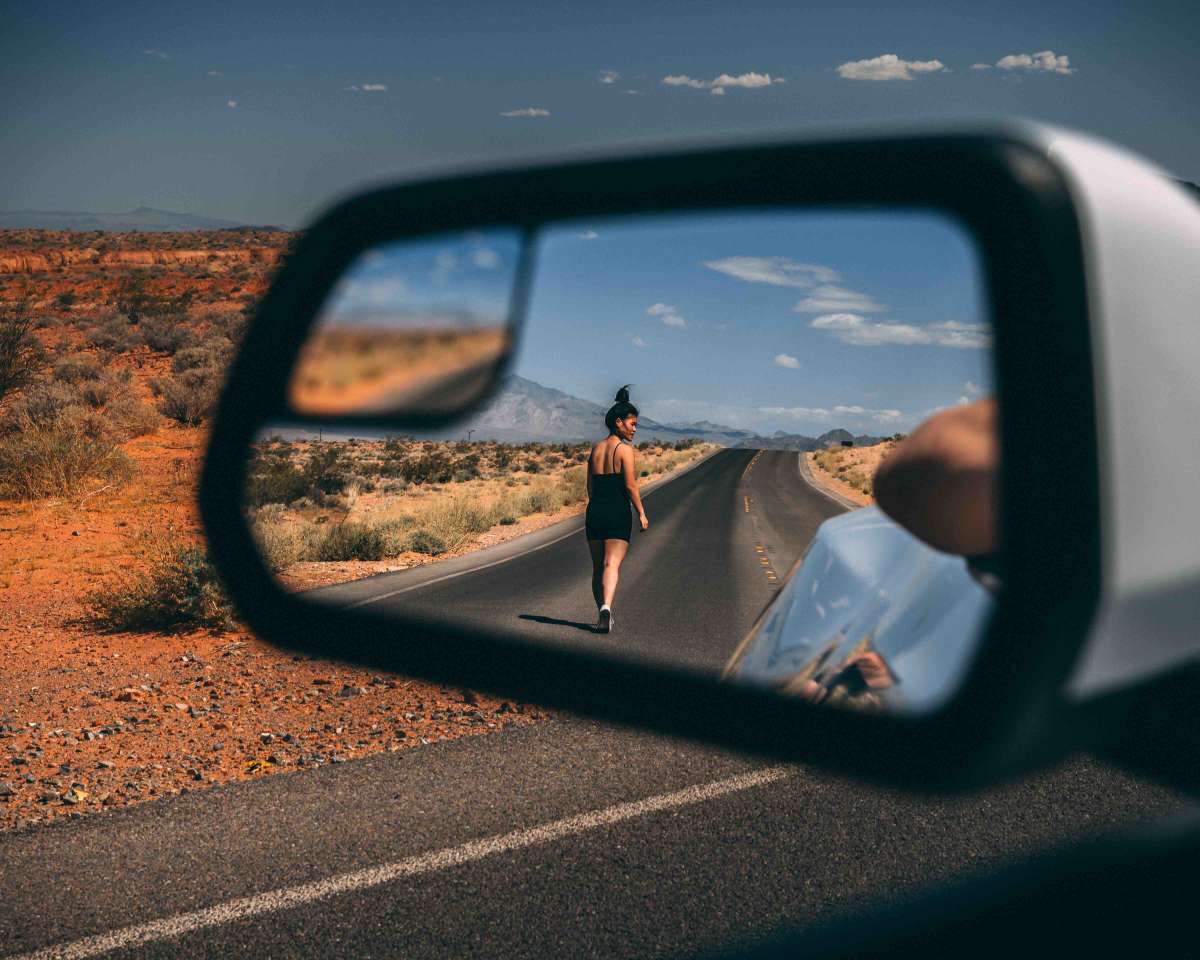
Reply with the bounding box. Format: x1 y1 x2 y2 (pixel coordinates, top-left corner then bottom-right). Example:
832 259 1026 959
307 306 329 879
601 539 629 607
587 539 605 610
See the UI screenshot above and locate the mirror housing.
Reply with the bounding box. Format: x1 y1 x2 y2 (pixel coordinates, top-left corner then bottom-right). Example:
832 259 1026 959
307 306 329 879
200 124 1200 791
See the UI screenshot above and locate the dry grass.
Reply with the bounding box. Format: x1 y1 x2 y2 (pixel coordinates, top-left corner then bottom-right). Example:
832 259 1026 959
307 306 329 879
248 439 715 575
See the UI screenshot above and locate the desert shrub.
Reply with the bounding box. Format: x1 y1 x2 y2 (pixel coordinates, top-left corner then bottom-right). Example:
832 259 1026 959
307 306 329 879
245 453 308 507
86 317 139 353
313 522 388 561
52 356 103 384
140 316 197 354
156 368 219 425
87 544 235 632
403 451 454 485
54 291 77 309
520 458 541 474
0 423 132 499
304 447 351 495
172 340 231 374
406 530 446 555
493 446 512 469
498 515 517 525
106 394 160 438
77 371 129 408
5 381 79 430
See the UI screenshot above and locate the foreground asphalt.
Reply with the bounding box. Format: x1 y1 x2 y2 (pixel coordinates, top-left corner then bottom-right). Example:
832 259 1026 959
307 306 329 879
1 451 1190 959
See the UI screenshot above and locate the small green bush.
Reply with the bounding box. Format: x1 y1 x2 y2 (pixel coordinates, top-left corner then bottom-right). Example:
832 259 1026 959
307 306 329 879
87 545 236 631
406 530 446 555
314 522 388 561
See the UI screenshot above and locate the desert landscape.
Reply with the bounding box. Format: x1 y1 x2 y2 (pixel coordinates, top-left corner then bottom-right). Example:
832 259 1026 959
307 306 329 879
0 229 717 829
805 440 896 507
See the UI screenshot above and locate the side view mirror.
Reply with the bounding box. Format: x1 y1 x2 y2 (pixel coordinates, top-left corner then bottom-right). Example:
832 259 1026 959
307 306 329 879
200 124 1200 792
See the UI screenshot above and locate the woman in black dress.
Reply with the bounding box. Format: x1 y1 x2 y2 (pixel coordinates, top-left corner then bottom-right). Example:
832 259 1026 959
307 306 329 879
585 385 649 633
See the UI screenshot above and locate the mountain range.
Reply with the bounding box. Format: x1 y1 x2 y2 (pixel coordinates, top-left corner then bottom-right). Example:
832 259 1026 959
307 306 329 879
0 206 288 232
426 376 886 449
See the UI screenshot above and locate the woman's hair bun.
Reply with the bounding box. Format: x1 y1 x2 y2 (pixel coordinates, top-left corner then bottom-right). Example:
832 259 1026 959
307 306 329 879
614 384 631 403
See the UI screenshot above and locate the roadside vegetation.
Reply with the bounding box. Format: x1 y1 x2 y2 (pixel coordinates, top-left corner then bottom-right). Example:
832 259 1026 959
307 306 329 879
247 437 713 573
808 440 900 506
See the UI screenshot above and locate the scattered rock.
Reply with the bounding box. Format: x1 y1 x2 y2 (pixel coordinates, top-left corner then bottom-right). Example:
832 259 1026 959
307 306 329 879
0 782 14 799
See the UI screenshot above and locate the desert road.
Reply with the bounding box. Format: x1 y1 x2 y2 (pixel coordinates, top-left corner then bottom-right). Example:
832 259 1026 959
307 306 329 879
0 451 1190 959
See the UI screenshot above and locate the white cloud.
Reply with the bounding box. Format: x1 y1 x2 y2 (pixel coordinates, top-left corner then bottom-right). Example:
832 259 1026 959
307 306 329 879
577 230 599 240
810 313 991 348
471 248 500 269
773 353 801 369
144 49 170 60
432 250 459 284
662 75 709 89
970 63 992 71
995 50 1073 74
647 302 686 328
598 70 620 84
632 336 650 348
662 72 783 95
758 404 905 425
501 107 551 117
362 83 387 91
793 284 887 313
226 99 238 109
964 380 984 396
208 69 223 77
623 89 644 96
703 256 839 288
836 54 946 81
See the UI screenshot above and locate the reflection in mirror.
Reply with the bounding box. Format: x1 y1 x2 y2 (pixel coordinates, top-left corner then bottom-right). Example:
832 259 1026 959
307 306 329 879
288 229 521 416
254 210 997 716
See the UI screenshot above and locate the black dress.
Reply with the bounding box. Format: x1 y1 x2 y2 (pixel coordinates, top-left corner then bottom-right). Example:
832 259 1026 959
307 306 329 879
585 472 633 542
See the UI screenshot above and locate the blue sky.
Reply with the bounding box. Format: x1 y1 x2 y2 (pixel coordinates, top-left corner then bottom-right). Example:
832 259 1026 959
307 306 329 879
522 211 989 435
2 0 1197 227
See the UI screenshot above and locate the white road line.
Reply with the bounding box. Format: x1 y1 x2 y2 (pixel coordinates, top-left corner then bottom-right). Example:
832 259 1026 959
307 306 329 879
7 766 793 960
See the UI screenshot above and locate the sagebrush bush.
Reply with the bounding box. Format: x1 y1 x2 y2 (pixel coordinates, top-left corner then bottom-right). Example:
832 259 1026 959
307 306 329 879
172 340 231 373
140 316 197 355
406 530 446 555
0 423 132 499
4 381 78 430
53 356 103 384
156 368 218 425
87 544 236 631
86 317 138 353
313 522 389 561
106 394 160 438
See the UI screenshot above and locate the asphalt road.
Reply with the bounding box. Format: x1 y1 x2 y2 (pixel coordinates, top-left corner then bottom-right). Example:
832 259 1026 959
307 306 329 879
0 451 1190 959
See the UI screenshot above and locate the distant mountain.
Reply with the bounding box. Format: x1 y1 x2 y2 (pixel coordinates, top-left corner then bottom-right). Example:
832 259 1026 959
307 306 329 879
0 206 287 232
424 376 886 449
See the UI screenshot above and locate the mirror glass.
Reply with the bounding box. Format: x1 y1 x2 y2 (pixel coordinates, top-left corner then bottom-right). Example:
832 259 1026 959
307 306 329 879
254 210 998 716
288 229 521 416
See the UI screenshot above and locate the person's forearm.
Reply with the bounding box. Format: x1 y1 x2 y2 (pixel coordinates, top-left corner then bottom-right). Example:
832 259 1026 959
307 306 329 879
873 399 999 556
627 484 646 518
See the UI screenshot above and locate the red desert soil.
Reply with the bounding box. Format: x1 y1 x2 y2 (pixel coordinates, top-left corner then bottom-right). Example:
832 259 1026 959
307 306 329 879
0 230 547 831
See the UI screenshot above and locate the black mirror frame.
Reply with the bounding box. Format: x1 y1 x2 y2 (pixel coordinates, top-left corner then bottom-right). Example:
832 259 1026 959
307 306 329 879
200 131 1097 792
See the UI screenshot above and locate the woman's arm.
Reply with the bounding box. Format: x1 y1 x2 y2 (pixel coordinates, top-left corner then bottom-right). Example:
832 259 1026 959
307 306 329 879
586 455 593 499
621 445 649 531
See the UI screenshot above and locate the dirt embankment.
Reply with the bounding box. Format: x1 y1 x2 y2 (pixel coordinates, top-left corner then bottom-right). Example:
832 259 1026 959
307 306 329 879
805 441 897 507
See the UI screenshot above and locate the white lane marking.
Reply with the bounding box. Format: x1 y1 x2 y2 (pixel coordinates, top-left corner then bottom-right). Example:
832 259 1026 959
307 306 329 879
7 766 793 960
347 447 723 609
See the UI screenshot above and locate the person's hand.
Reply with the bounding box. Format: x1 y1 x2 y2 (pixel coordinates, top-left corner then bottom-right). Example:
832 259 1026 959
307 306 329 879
639 513 649 532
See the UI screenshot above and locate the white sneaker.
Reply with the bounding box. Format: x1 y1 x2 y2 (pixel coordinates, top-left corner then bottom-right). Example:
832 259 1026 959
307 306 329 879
597 606 613 634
